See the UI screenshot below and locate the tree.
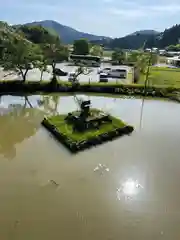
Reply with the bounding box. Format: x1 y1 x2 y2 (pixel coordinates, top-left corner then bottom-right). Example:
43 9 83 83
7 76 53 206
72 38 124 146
37 59 49 81
16 25 60 45
2 37 42 82
90 45 103 56
42 43 69 84
166 44 180 52
111 49 125 64
73 39 89 55
71 66 92 86
128 49 157 83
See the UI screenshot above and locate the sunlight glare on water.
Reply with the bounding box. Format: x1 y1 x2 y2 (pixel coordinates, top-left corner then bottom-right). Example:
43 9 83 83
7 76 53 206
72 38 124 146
117 178 143 201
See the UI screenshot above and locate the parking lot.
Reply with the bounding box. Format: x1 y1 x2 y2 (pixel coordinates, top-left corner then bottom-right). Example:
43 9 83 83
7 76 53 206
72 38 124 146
1 63 133 83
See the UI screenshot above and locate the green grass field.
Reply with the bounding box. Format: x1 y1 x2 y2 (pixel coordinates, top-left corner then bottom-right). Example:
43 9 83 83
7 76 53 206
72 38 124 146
138 67 180 87
47 110 126 142
103 50 113 57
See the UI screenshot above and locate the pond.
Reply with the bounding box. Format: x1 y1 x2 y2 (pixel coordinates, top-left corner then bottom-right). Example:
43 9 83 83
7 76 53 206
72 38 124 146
0 94 180 239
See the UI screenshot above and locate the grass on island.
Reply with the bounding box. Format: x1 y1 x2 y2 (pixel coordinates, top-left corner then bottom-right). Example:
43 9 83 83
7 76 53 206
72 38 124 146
139 66 180 87
47 109 127 142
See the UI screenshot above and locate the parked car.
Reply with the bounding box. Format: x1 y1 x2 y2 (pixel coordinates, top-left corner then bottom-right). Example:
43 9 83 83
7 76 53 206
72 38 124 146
98 67 111 74
108 69 127 78
97 68 102 74
99 73 108 82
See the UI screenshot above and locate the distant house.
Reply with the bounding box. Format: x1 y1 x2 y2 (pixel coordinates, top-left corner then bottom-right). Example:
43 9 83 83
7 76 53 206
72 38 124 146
145 48 151 52
145 48 158 53
166 56 180 67
159 49 166 55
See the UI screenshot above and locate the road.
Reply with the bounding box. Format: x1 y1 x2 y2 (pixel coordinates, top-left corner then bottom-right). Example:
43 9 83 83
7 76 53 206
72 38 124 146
0 63 133 84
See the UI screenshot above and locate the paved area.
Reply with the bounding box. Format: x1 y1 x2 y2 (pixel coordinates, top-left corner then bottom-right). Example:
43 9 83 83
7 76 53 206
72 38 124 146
0 63 133 83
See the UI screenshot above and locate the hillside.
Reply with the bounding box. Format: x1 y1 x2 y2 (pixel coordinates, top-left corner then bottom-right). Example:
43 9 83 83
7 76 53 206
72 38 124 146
90 30 159 49
91 26 180 50
109 34 156 49
2 19 180 51
145 24 180 49
0 21 31 59
0 21 66 62
110 25 180 50
23 20 111 44
129 30 159 36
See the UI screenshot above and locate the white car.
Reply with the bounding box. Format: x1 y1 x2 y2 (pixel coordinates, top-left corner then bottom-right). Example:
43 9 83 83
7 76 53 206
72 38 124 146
108 69 127 78
99 73 108 82
98 67 111 74
102 67 111 74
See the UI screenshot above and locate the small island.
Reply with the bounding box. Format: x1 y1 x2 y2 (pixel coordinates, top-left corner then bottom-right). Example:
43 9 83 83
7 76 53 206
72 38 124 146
42 96 134 153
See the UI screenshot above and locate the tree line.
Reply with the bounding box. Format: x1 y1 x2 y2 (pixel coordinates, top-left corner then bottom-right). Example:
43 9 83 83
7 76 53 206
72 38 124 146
0 23 105 83
0 24 70 83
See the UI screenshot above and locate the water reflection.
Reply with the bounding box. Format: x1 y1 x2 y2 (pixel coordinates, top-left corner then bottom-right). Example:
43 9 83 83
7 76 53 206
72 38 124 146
37 95 59 116
0 97 41 160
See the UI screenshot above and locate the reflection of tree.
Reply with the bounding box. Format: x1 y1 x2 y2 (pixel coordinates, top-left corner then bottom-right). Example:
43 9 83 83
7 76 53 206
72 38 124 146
37 95 60 116
0 99 41 160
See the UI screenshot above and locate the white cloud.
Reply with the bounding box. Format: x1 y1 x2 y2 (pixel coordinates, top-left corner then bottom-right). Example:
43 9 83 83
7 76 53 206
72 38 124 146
108 3 180 19
109 8 145 18
152 4 180 13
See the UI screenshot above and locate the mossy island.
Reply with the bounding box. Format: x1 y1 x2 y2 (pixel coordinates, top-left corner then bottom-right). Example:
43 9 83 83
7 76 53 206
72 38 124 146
42 96 134 153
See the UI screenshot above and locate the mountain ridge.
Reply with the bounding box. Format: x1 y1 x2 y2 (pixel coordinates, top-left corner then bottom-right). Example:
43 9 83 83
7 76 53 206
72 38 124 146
5 19 180 50
20 20 162 48
128 30 160 36
23 20 111 44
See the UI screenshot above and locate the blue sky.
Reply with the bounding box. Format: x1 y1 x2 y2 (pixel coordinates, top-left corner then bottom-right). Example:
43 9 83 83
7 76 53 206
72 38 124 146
2 0 180 37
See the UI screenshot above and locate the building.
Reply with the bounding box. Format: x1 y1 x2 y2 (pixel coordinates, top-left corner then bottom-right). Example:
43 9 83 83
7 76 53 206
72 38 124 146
69 54 101 67
166 56 180 67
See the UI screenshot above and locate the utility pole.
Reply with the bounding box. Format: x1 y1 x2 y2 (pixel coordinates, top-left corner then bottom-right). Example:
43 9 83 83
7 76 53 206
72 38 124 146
140 48 153 130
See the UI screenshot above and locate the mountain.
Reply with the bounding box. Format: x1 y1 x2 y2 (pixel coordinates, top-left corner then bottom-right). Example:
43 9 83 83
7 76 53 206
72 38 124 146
107 34 157 50
23 20 111 44
129 30 160 36
145 24 180 48
3 19 180 50
110 26 180 50
90 30 160 49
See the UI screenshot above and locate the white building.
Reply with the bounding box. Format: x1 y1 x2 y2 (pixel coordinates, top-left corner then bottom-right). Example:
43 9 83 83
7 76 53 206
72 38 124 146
166 56 180 66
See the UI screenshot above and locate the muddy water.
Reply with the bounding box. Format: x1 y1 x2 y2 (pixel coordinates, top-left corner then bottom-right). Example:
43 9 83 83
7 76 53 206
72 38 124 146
0 95 180 239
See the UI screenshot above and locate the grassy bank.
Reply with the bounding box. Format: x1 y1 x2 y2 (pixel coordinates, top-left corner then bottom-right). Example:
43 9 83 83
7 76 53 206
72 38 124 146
1 79 180 102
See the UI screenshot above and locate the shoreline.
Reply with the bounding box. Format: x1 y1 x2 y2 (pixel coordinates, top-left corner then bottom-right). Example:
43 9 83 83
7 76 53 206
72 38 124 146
0 80 180 103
